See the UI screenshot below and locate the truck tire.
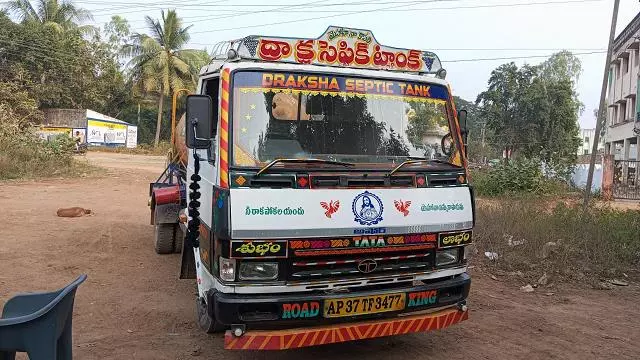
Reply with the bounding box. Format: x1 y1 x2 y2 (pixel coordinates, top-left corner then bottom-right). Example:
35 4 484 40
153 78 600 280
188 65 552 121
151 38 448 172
196 297 225 333
174 227 184 254
154 223 176 254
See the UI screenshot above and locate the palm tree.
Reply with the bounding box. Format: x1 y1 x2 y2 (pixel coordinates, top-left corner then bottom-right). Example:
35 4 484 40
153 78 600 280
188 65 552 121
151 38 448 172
126 10 209 147
6 0 94 34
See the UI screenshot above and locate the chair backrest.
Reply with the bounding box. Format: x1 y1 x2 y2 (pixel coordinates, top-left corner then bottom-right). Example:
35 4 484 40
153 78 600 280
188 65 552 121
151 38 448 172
2 274 87 325
35 274 87 322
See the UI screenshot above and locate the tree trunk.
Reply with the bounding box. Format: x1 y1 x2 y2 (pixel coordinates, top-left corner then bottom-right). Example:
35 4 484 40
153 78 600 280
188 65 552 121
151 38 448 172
154 88 164 147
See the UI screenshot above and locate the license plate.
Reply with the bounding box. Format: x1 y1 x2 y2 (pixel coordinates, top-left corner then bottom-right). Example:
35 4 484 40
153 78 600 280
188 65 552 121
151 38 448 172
324 293 406 318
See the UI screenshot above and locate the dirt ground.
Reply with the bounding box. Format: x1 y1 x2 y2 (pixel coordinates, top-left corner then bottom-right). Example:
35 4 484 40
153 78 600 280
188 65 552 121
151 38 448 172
1 152 639 359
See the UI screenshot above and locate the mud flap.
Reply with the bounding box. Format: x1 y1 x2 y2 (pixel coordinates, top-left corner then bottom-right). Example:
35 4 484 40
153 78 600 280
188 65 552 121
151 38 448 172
180 235 196 279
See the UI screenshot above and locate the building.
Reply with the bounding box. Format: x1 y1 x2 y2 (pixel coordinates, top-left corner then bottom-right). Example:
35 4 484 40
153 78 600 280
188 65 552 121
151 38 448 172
604 11 640 160
577 128 604 155
603 11 640 198
40 109 138 148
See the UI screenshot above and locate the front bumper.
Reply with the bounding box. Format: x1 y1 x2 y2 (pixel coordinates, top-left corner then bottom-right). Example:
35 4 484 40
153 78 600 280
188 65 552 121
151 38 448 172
210 273 470 330
224 306 469 350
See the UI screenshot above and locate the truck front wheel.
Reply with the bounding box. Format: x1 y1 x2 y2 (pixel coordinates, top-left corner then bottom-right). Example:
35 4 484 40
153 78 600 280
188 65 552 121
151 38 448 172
154 223 176 254
196 297 225 333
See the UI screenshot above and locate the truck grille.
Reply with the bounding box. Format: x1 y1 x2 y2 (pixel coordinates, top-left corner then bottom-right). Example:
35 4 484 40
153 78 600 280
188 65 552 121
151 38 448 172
289 249 435 281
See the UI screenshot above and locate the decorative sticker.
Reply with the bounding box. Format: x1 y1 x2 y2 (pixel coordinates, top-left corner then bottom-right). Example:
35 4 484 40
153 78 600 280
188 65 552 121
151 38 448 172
282 301 321 319
421 203 465 212
352 191 383 226
230 240 288 258
289 233 436 251
233 72 449 103
320 200 340 218
407 290 438 307
438 230 472 248
245 206 305 216
393 200 411 217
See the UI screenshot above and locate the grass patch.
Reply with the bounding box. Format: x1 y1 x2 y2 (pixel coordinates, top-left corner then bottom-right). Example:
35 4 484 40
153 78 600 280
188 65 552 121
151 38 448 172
89 141 172 156
473 199 640 285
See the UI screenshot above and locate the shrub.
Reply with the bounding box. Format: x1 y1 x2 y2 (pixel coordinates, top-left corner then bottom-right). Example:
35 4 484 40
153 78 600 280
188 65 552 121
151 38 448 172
472 158 571 197
0 107 92 179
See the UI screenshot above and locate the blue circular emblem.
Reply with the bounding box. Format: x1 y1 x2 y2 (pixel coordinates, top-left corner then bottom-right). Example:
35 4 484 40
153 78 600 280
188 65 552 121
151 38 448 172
352 191 384 226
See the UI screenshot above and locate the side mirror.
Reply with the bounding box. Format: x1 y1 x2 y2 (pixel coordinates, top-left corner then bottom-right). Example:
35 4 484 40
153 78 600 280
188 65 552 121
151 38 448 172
186 95 214 149
458 109 468 136
458 109 469 158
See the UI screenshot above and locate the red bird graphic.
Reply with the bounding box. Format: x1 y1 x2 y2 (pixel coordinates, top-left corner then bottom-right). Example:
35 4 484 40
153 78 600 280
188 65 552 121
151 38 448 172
394 200 411 217
320 200 340 218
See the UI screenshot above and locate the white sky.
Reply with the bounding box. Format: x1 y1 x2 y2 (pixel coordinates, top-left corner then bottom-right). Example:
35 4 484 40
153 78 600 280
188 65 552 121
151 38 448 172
82 0 640 128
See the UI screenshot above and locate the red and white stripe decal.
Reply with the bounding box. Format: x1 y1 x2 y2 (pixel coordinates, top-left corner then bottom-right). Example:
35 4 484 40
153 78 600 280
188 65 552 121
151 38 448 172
219 68 230 188
224 308 469 350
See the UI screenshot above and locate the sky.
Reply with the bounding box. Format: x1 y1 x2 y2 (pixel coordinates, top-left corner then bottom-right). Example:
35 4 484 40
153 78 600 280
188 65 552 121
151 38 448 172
81 0 640 128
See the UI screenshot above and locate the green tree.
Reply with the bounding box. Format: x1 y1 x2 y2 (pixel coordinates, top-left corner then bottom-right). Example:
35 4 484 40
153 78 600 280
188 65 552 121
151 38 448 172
125 10 209 147
475 52 582 177
475 63 538 161
102 15 131 65
6 0 94 34
0 12 128 116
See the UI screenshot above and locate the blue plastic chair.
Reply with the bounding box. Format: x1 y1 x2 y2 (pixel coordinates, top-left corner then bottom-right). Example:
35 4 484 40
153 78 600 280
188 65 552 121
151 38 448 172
0 274 87 360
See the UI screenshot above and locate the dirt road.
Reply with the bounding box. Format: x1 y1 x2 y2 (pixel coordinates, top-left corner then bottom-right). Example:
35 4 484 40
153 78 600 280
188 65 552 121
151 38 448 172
1 152 639 359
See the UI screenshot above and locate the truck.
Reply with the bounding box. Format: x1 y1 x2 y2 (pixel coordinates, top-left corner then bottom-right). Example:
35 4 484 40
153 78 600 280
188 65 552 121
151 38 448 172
149 26 475 350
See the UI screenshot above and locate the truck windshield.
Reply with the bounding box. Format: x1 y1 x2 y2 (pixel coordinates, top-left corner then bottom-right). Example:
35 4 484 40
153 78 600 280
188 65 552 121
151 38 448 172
231 70 462 168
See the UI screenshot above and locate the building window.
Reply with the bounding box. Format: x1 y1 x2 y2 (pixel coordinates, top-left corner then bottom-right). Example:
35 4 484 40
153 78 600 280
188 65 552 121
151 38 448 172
584 136 589 143
624 57 629 74
635 50 639 67
620 103 627 122
583 149 589 155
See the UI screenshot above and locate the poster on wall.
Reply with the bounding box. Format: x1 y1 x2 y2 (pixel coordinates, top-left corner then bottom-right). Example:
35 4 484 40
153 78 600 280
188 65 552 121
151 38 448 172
37 127 72 141
72 128 86 143
126 126 138 148
87 119 127 145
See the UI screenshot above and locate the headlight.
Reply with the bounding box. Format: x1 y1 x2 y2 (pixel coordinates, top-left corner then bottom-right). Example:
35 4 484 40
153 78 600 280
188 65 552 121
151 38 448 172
239 262 279 281
436 248 460 267
219 257 236 281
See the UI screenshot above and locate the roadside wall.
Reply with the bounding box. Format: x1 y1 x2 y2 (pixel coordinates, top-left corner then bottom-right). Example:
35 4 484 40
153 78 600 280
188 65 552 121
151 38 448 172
42 109 86 128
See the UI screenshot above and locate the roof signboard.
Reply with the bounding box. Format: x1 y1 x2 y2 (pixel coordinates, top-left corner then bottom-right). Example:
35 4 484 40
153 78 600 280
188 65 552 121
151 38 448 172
235 26 442 74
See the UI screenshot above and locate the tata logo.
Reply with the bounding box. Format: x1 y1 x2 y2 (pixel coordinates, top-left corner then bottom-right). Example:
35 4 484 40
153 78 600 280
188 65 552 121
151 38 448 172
357 259 377 274
354 236 385 248
439 231 472 247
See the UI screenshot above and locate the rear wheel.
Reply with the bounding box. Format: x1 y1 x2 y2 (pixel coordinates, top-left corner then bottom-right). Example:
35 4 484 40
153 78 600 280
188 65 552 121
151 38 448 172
154 223 176 254
174 227 184 254
196 297 225 333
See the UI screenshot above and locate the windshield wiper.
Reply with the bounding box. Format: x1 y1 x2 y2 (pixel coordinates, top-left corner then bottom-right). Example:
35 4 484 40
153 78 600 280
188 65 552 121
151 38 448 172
256 158 355 176
389 157 460 176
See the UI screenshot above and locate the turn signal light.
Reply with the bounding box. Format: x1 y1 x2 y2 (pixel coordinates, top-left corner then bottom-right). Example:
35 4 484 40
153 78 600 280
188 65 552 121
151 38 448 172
296 175 310 188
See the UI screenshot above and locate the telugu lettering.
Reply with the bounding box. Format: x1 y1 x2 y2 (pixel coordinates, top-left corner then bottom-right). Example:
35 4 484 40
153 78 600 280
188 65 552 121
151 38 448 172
258 39 292 61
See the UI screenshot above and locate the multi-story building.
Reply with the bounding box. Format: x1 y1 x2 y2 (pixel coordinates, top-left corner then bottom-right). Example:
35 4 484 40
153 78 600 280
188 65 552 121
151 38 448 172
577 128 604 155
603 12 640 197
604 12 640 162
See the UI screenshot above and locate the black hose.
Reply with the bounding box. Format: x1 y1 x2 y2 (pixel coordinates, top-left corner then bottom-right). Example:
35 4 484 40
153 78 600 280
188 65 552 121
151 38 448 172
186 151 201 248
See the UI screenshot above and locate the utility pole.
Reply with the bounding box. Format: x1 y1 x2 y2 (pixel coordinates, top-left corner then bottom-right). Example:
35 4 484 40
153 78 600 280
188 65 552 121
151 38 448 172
584 0 620 207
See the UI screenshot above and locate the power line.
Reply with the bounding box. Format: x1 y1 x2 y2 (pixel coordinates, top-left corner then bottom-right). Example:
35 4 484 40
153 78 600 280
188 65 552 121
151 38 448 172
444 50 607 62
185 0 604 35
120 0 429 24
